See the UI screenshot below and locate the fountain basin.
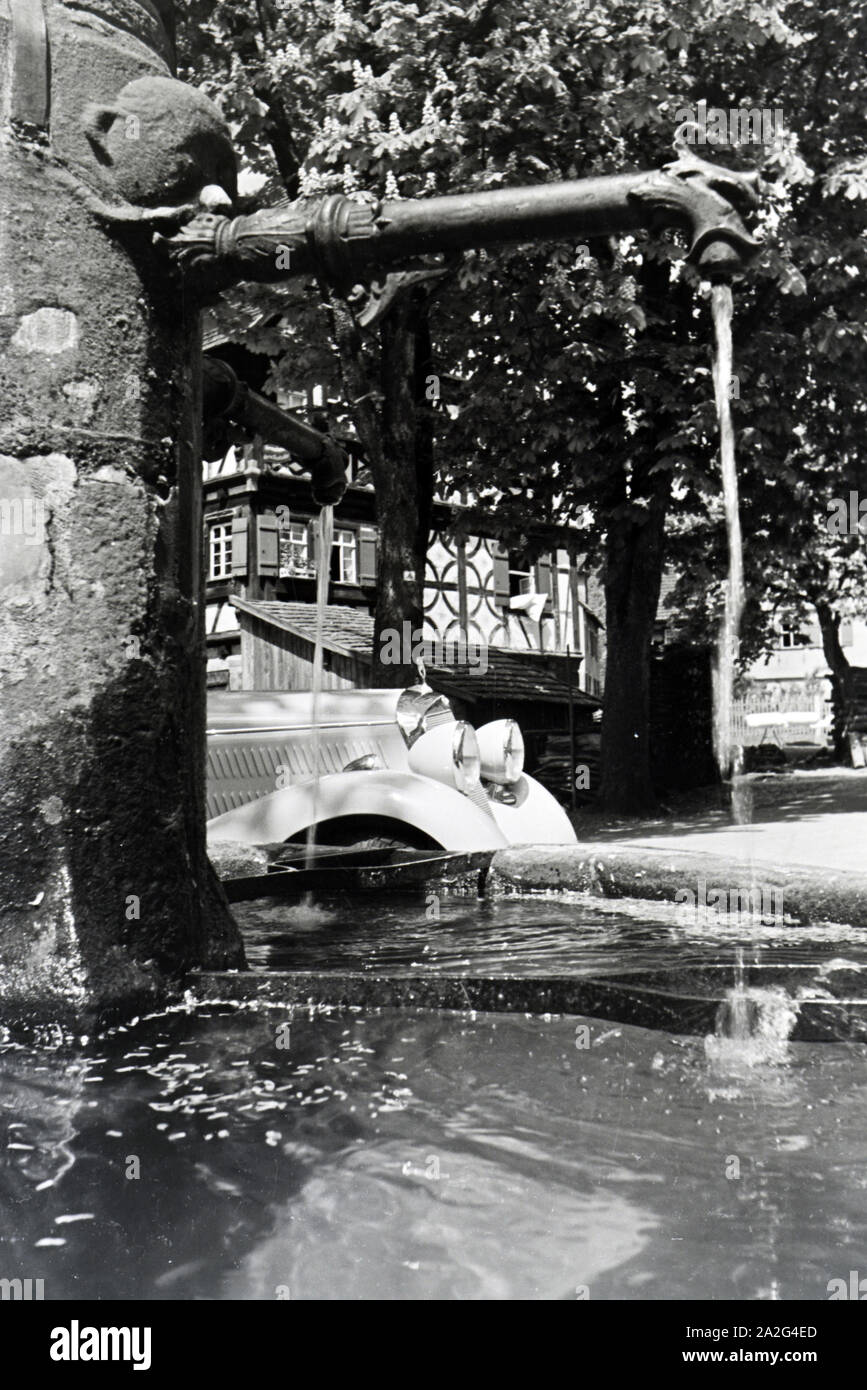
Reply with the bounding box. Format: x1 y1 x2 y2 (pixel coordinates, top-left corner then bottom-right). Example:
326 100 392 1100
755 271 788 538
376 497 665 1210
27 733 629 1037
4 998 863 1302
191 963 867 1044
487 843 867 931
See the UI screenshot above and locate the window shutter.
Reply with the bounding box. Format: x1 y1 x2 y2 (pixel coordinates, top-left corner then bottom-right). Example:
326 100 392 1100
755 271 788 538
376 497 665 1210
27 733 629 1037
358 526 378 585
803 621 822 648
534 552 554 605
839 621 853 647
257 514 280 577
231 515 248 577
491 541 510 605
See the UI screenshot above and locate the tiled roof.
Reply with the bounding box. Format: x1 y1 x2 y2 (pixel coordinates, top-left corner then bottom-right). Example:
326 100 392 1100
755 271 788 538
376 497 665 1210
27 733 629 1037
232 599 600 708
428 648 599 708
232 598 374 657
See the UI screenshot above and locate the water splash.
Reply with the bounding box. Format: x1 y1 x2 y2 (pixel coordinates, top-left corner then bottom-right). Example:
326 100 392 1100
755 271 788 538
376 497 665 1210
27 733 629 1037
278 901 336 931
710 284 747 815
705 950 799 1071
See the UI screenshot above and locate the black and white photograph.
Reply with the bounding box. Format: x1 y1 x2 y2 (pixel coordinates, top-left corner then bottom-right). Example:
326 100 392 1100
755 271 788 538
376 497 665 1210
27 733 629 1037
0 0 866 1345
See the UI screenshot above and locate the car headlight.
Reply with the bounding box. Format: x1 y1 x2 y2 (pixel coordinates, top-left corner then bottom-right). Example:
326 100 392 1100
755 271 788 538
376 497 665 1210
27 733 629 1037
476 719 524 784
407 720 481 794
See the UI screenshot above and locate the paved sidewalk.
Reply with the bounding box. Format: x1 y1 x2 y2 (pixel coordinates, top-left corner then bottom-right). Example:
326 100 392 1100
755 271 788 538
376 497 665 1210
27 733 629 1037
573 769 867 873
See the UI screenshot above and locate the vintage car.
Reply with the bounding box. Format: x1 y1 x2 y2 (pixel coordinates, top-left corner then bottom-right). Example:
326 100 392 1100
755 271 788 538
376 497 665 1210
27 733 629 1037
206 684 577 851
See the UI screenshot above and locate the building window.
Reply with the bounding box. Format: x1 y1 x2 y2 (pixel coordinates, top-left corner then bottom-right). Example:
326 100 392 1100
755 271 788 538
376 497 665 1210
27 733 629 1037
208 522 233 580
333 528 358 583
279 522 314 578
509 564 533 598
778 619 806 650
345 447 370 487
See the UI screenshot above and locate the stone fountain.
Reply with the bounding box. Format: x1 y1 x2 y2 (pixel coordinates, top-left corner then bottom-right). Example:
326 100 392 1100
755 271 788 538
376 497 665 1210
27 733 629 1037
0 0 759 1025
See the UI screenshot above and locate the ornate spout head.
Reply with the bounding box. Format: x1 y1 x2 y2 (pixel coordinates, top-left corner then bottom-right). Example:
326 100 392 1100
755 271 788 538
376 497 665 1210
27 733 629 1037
652 141 762 281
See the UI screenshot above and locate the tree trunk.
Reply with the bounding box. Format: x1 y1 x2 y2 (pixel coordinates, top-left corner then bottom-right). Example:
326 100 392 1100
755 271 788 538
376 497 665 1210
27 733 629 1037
600 474 669 814
598 256 688 815
0 1 242 1027
332 290 435 688
814 599 852 759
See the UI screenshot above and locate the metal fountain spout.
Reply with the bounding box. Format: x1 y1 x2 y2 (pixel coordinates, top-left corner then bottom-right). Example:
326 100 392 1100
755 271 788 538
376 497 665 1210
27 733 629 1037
159 140 761 318
157 139 761 511
202 357 348 505
659 137 762 281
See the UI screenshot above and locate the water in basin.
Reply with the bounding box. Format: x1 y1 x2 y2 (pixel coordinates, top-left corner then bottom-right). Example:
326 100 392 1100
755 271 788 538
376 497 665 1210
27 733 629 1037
236 890 867 978
2 895 866 1301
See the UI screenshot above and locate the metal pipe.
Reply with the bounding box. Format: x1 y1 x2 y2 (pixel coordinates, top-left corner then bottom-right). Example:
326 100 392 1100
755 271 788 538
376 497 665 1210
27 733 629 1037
372 174 668 257
202 357 348 505
164 156 760 294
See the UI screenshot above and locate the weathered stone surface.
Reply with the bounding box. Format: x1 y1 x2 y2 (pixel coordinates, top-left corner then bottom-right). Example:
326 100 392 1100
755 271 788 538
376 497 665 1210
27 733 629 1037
208 840 271 881
0 0 243 1024
11 307 80 354
81 75 236 207
486 843 867 929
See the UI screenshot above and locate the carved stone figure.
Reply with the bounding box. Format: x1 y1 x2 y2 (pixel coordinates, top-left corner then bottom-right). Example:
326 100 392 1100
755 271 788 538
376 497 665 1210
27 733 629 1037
81 75 237 212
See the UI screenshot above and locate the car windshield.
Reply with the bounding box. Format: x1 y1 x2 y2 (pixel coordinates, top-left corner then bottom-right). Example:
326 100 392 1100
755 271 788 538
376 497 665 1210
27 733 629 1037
395 684 456 749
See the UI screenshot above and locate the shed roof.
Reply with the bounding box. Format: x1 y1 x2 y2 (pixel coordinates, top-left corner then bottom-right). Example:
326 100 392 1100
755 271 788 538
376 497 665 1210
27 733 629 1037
231 598 599 708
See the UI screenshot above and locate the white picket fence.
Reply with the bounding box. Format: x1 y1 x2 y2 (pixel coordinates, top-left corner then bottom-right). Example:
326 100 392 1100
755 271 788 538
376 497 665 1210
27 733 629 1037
731 682 831 746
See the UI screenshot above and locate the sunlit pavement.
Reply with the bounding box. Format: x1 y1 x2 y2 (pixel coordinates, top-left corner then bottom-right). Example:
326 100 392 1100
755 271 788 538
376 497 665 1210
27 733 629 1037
584 769 867 873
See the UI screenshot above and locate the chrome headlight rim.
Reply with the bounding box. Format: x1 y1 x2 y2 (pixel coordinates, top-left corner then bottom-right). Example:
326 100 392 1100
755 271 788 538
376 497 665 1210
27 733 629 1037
500 718 524 783
406 719 482 795
477 718 525 785
451 721 481 795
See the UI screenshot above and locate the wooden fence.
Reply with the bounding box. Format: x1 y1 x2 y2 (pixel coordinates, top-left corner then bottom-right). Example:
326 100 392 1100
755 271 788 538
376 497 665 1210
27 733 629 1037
731 680 831 746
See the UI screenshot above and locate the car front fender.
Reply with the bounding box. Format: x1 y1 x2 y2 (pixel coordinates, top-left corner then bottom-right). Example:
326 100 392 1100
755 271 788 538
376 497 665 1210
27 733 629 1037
485 774 578 845
206 769 509 851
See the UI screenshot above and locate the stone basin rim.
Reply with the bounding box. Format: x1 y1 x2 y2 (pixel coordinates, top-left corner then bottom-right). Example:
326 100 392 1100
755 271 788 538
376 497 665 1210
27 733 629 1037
187 970 867 1043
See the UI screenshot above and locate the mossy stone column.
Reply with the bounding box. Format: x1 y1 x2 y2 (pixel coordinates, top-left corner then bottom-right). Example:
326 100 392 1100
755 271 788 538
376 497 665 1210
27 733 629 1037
0 0 243 1026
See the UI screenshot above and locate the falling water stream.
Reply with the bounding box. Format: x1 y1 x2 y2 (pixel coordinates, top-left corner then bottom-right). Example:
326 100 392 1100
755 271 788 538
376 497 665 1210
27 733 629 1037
710 284 748 816
304 503 334 877
708 285 783 1051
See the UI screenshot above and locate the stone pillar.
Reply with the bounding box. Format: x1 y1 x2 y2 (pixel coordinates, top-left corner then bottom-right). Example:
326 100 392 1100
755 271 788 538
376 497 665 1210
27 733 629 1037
0 0 243 1026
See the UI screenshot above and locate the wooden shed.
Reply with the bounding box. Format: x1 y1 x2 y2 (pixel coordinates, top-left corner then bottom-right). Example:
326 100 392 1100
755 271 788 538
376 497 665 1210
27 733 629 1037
232 597 374 692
